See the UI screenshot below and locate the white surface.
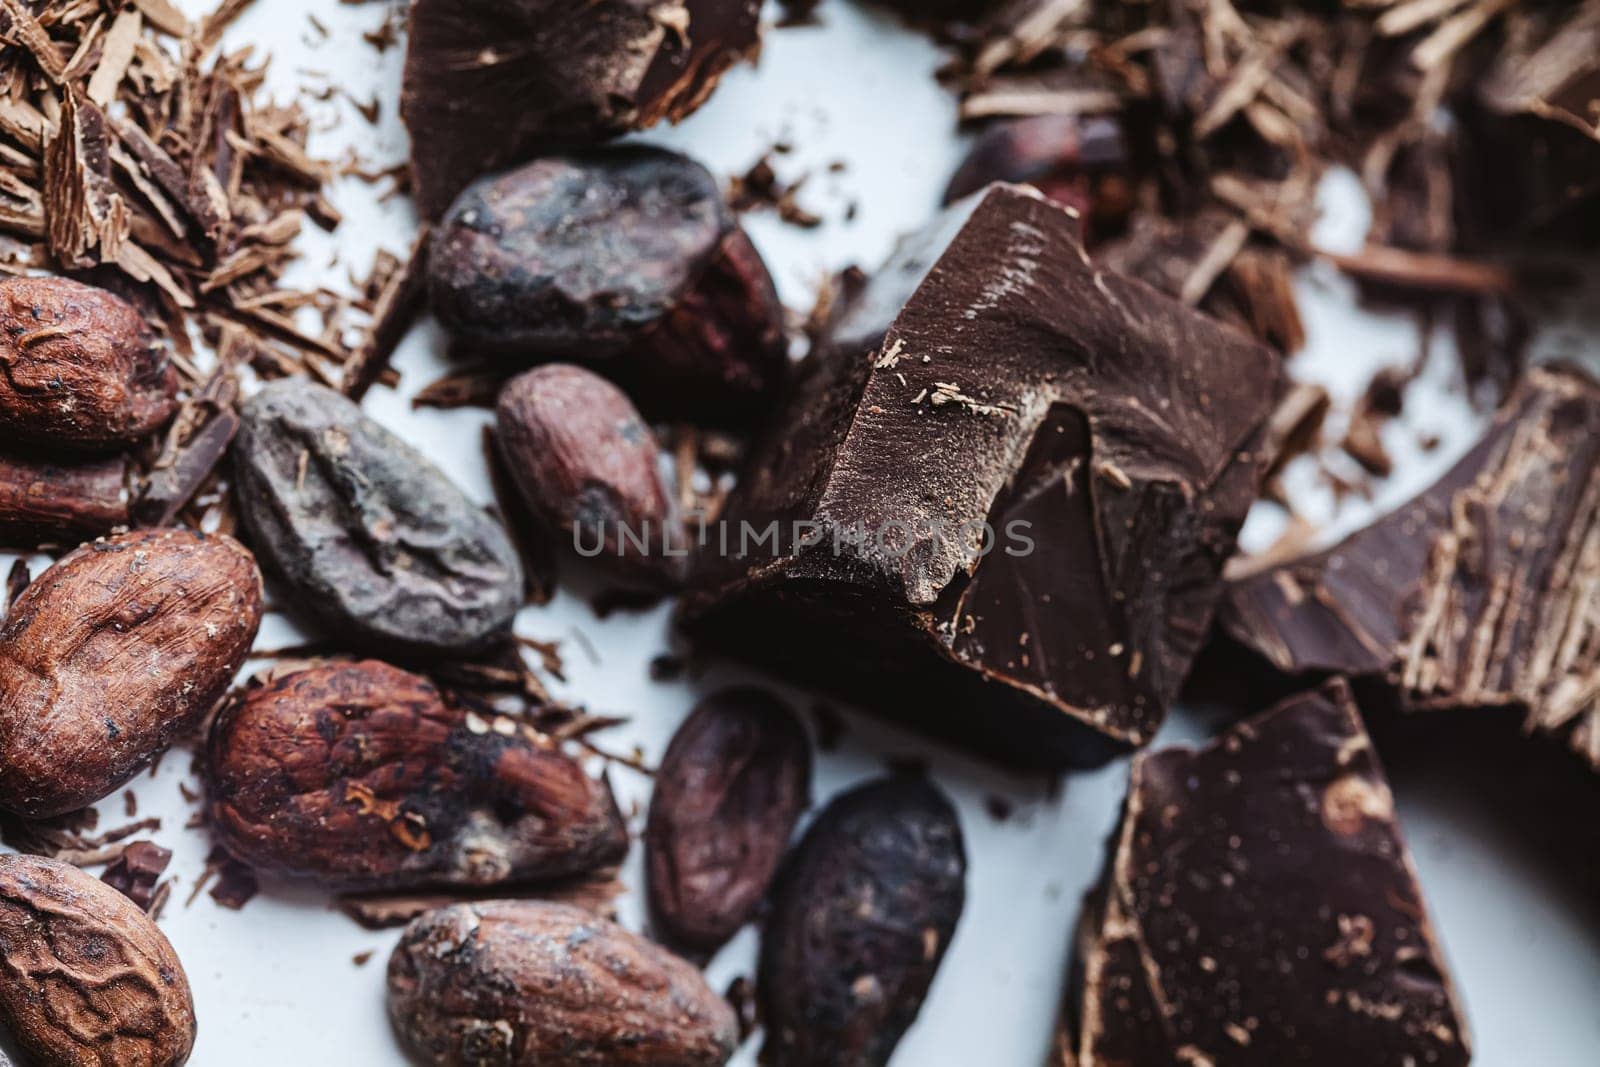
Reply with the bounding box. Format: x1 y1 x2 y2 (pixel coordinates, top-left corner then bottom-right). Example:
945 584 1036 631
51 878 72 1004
1 3 1597 1065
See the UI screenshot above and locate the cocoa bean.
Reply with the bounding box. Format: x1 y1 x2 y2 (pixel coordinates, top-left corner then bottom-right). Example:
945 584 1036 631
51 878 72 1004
496 364 682 588
645 688 811 954
231 379 523 656
0 448 129 547
429 147 786 424
0 276 177 451
388 900 739 1066
205 660 628 891
0 528 262 818
0 853 195 1067
758 777 966 1067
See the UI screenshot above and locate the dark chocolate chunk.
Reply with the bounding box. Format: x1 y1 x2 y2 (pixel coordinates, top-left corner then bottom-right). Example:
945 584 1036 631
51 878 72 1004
101 841 172 911
429 147 787 424
1062 680 1470 1067
402 0 763 218
1220 364 1600 769
681 184 1282 768
232 379 523 657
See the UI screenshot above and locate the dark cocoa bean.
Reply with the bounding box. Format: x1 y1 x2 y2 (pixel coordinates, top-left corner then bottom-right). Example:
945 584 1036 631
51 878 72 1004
759 777 966 1067
645 688 811 955
944 116 1133 245
0 448 129 546
205 660 628 891
0 528 262 818
429 147 786 424
232 379 522 656
388 900 739 1066
0 276 177 451
496 364 682 588
0 853 195 1067
402 1 762 218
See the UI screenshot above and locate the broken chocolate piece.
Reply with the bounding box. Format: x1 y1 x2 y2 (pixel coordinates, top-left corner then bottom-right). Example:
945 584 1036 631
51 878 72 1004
681 185 1281 768
1063 680 1470 1067
402 0 764 218
1220 364 1600 768
101 841 172 911
429 147 787 424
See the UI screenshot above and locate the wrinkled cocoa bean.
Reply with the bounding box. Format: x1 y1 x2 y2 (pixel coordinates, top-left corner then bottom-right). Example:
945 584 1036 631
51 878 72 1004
388 900 739 1066
402 1 762 219
0 276 177 451
0 853 195 1067
496 364 682 588
205 660 628 891
429 147 787 424
759 777 966 1067
232 379 522 656
0 528 262 818
0 449 129 546
645 688 811 955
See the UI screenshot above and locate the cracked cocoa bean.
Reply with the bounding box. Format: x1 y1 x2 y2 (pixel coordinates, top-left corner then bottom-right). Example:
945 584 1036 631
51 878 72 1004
496 364 682 589
0 853 195 1067
0 527 262 818
0 448 129 547
205 660 628 891
232 379 523 657
645 688 811 955
759 777 966 1067
388 900 739 1066
429 147 787 424
0 276 177 452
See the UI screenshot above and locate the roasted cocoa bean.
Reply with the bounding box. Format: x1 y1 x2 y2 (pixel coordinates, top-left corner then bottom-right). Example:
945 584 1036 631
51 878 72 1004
0 528 262 818
944 116 1133 245
0 853 195 1067
205 660 628 891
429 147 786 424
759 777 966 1067
232 379 522 656
388 900 739 1066
402 1 762 218
0 276 177 451
645 688 811 954
0 448 129 546
496 364 682 588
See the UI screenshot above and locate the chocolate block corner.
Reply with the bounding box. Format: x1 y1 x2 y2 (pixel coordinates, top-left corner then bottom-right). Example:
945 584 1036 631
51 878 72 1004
1062 680 1471 1066
680 184 1282 768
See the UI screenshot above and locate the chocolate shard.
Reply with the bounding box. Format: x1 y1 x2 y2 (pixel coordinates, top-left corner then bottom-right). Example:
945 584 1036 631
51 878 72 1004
680 184 1282 768
1063 680 1471 1067
1220 364 1600 769
402 0 763 219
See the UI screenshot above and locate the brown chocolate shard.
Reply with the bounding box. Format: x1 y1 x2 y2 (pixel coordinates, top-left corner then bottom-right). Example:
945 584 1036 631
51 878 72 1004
681 185 1281 768
1064 680 1470 1067
1221 364 1600 769
401 0 764 218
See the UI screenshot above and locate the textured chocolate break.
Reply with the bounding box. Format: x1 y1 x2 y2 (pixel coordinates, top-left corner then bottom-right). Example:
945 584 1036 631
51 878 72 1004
1220 364 1600 770
681 184 1281 768
1062 680 1470 1067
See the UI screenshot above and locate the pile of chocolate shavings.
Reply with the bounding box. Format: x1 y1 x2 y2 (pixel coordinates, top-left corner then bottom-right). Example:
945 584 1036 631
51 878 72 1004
939 0 1598 393
0 0 423 536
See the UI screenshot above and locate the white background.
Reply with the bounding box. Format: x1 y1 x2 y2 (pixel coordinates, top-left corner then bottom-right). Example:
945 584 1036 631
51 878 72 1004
2 2 1597 1064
